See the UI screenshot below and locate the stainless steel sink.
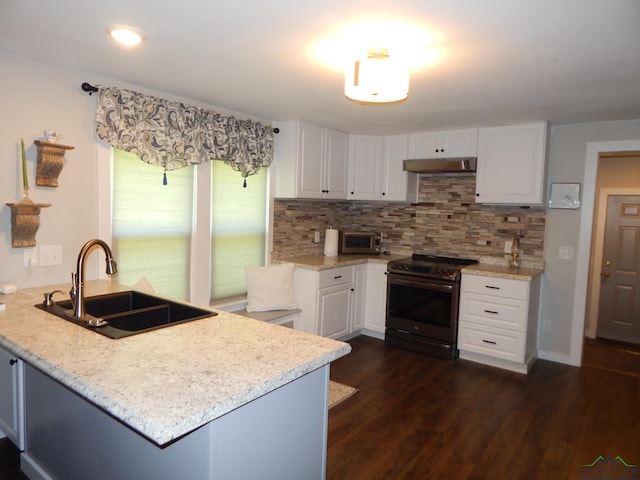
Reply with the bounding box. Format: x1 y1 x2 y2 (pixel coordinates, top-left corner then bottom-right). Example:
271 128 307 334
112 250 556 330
37 290 217 339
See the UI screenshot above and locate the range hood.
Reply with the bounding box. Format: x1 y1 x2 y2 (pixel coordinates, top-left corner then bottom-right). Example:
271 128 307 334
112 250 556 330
403 157 477 174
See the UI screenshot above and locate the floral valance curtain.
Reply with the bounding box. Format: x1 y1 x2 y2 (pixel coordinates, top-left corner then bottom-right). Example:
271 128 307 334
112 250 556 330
95 86 274 183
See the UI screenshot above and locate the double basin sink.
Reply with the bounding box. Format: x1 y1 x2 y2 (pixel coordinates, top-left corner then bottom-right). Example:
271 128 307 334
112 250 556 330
37 290 217 339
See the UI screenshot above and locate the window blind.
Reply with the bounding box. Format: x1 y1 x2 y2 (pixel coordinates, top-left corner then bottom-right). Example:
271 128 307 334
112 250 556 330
210 161 267 301
112 149 194 300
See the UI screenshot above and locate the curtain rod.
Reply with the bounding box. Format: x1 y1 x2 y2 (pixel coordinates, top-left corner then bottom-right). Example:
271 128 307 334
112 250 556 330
80 81 279 133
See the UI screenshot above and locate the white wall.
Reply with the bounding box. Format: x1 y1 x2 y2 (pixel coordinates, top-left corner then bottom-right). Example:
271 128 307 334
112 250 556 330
0 52 269 292
539 119 640 364
0 52 103 288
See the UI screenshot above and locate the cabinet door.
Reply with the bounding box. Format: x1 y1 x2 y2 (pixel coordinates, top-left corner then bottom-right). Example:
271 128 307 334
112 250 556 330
347 135 382 200
475 122 547 205
407 132 440 159
440 129 478 157
325 129 348 199
364 263 388 334
318 284 352 339
407 129 477 159
382 135 417 202
298 122 325 199
0 347 23 449
351 264 367 331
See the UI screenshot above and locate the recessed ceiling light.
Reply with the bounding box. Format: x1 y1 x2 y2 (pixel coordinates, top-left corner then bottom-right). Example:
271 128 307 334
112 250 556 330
106 26 146 46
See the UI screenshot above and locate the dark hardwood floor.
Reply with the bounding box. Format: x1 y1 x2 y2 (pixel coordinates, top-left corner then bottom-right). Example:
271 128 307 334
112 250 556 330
327 336 640 480
1 336 638 479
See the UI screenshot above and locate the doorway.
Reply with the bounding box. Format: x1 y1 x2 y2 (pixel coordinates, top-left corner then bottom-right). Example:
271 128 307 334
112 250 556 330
584 153 640 346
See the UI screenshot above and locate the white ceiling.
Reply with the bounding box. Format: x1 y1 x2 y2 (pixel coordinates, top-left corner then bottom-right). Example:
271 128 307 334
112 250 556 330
1 0 639 134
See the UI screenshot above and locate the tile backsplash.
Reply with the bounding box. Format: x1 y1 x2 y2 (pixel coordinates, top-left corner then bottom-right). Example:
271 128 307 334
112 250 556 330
272 175 545 267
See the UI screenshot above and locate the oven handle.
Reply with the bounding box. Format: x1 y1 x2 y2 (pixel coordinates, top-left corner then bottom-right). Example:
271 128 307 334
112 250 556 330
387 274 455 292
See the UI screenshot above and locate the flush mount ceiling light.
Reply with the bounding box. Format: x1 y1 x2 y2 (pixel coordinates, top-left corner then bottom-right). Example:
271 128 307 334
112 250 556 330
106 26 146 46
344 48 410 105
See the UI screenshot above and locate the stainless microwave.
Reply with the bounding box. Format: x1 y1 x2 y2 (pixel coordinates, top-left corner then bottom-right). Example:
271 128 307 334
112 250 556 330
339 231 382 254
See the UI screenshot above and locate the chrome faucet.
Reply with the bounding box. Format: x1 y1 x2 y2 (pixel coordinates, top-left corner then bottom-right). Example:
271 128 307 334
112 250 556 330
67 239 117 325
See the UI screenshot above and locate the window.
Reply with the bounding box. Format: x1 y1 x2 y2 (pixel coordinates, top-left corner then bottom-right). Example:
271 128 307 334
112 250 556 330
111 149 268 303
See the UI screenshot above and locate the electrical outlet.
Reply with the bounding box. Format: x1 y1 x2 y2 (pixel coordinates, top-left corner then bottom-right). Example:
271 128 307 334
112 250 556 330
40 245 63 266
23 248 38 267
558 246 574 260
314 231 321 243
504 240 513 253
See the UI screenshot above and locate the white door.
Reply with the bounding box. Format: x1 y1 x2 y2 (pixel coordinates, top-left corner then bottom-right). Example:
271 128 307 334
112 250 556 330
318 284 352 339
298 122 325 198
597 195 640 344
348 135 381 200
382 135 409 201
325 129 349 199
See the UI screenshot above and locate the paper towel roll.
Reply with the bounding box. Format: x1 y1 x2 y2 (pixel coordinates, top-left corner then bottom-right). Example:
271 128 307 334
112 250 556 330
323 228 339 257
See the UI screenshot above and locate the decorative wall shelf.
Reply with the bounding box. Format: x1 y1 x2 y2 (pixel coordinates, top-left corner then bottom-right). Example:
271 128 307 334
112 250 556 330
5 198 51 248
34 140 74 187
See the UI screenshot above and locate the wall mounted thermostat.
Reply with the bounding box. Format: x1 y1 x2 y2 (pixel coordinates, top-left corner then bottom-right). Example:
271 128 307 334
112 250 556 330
549 183 581 209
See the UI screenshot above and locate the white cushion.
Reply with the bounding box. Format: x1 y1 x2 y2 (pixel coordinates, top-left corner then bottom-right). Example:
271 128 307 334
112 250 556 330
245 263 298 312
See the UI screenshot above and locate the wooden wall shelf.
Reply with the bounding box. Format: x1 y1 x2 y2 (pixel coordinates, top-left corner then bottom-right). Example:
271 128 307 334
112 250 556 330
34 140 74 187
5 198 51 248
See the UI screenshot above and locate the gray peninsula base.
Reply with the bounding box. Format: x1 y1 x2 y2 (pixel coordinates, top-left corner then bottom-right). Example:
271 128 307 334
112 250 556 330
21 363 330 480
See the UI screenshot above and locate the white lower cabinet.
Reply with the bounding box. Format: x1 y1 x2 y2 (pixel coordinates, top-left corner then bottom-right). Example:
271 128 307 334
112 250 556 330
457 273 541 374
0 345 24 450
293 262 388 340
294 265 354 339
363 263 388 337
351 264 367 332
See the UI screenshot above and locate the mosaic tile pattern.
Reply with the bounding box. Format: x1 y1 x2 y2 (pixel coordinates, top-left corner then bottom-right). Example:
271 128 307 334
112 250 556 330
273 175 546 267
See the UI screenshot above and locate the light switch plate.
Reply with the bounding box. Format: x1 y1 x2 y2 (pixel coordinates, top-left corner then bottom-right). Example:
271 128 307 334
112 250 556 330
40 245 63 266
558 246 574 260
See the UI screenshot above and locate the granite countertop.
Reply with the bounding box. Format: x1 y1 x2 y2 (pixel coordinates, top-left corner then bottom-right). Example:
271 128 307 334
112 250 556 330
276 254 544 281
461 263 544 281
0 281 350 446
275 253 407 270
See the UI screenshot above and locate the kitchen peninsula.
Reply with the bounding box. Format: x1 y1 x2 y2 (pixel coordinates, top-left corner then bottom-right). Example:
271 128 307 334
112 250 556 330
0 281 350 480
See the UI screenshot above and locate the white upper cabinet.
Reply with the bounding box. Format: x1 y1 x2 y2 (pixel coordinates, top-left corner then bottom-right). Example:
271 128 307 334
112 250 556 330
407 128 478 159
475 122 548 205
347 135 382 200
348 134 418 202
273 120 348 199
324 129 349 199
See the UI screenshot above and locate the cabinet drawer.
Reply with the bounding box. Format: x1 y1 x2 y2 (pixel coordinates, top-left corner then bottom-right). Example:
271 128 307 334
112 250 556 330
318 266 353 288
458 322 525 362
461 274 529 300
459 292 527 331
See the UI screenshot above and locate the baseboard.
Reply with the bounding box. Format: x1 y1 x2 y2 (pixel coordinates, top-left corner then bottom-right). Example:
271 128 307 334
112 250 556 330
459 350 530 374
21 452 53 480
361 328 384 340
537 349 575 366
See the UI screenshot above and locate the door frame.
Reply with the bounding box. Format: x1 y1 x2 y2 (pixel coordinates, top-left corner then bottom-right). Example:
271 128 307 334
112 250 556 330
585 188 640 338
571 140 640 365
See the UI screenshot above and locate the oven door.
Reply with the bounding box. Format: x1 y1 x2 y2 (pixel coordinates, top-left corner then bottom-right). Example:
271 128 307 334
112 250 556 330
385 273 460 344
